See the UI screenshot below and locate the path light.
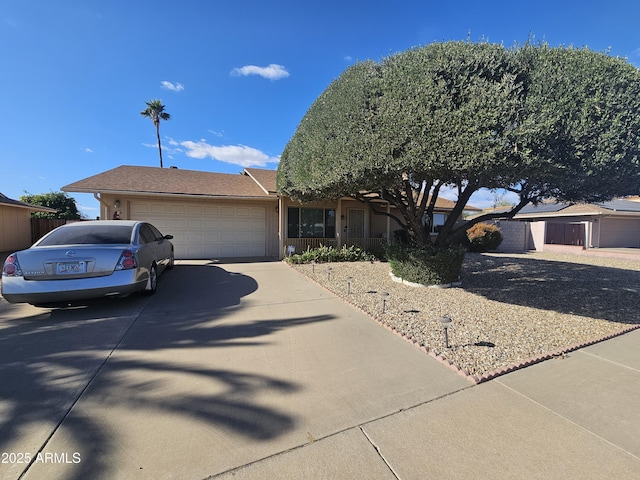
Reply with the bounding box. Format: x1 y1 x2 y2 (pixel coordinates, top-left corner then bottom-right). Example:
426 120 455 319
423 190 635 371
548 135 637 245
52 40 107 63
439 316 452 349
380 292 390 313
311 260 316 273
345 276 353 295
327 266 332 281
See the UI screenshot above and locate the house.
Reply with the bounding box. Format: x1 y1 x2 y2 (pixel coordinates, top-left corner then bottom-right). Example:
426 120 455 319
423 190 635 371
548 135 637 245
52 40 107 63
0 193 57 253
485 199 640 252
62 165 478 260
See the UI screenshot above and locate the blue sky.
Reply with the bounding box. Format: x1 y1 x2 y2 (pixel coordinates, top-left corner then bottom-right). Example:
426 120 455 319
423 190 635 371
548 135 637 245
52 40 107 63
1 1 639 216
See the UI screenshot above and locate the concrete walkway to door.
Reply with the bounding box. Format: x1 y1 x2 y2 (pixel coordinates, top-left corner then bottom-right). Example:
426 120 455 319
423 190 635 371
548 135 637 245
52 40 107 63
17 260 640 480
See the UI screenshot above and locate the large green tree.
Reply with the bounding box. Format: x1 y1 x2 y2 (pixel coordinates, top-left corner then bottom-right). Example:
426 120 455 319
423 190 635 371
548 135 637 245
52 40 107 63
20 191 81 219
140 99 171 168
277 41 640 247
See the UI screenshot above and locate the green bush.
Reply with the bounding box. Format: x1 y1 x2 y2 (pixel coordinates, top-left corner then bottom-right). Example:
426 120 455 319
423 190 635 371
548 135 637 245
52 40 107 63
467 223 503 252
285 244 377 264
385 243 466 285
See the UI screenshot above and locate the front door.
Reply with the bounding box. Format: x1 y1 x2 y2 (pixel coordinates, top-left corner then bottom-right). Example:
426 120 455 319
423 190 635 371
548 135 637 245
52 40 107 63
346 209 365 239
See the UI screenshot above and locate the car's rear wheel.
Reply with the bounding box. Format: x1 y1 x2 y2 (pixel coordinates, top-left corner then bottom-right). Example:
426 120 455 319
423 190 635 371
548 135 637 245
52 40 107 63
143 263 158 295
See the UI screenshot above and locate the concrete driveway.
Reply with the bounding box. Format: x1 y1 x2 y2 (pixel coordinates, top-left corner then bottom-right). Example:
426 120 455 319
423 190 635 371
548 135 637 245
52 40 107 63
1 260 639 479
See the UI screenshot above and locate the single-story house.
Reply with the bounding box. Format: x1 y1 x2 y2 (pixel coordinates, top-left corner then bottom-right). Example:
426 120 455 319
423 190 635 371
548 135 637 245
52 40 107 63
0 193 57 253
486 199 640 252
62 165 479 260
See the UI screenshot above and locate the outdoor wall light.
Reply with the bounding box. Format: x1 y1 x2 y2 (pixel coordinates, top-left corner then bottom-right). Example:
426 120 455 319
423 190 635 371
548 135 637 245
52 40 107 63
440 315 453 349
380 291 390 313
113 200 121 208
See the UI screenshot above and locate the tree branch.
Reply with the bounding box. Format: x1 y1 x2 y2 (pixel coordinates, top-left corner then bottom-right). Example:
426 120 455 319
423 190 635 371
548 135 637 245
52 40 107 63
448 195 531 238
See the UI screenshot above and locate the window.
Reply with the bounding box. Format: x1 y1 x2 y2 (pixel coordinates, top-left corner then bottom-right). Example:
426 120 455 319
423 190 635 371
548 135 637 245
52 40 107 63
432 213 446 233
287 207 336 238
38 225 133 245
422 213 447 234
139 224 157 244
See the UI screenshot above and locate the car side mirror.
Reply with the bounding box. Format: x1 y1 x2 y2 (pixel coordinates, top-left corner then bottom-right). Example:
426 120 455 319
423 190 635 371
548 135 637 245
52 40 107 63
163 234 174 240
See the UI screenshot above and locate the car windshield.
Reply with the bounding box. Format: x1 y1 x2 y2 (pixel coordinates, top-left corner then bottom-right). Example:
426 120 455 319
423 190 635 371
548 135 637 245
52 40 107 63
37 225 134 246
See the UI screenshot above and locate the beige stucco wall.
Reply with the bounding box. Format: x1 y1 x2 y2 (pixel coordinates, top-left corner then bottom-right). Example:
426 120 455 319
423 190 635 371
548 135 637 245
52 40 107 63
0 205 33 252
528 221 546 251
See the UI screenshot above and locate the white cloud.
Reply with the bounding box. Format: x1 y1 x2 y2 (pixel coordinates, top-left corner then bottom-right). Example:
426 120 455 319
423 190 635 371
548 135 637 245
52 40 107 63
144 139 183 155
180 140 280 167
84 147 94 153
161 81 184 92
230 64 289 80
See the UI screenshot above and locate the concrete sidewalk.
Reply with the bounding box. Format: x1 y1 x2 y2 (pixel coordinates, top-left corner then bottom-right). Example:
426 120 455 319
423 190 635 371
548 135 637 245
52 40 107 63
19 261 640 479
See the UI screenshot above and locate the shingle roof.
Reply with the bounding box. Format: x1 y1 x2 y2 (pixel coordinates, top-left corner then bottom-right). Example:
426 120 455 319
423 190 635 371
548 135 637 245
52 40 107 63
61 165 478 212
244 168 277 194
0 193 57 212
62 165 276 199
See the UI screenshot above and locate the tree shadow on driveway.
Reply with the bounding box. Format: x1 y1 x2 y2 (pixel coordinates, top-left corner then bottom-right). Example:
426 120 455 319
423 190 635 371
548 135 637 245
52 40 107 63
0 263 334 480
461 253 640 325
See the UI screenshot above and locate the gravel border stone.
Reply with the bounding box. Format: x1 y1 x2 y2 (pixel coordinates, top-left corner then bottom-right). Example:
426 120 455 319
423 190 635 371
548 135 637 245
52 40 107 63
288 251 640 383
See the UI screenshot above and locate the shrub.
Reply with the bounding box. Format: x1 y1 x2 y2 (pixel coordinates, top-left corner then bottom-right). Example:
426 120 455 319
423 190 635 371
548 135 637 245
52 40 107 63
466 223 503 252
385 243 466 285
285 244 377 264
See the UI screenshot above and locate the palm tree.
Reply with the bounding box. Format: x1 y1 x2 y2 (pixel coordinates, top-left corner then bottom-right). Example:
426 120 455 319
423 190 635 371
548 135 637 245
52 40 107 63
140 99 171 168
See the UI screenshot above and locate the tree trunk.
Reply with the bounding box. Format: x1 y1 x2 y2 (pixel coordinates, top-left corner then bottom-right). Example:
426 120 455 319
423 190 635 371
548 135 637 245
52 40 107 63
407 215 431 247
155 121 163 168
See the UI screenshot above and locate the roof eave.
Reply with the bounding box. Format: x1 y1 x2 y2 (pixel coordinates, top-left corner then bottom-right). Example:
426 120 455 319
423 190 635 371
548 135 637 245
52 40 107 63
511 210 640 219
62 188 277 201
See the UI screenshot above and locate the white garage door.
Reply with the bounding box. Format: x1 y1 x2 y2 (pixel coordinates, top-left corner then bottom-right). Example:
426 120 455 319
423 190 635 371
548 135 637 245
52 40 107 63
130 201 266 259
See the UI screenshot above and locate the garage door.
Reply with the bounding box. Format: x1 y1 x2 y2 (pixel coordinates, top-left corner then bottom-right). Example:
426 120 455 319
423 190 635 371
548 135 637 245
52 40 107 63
130 201 266 259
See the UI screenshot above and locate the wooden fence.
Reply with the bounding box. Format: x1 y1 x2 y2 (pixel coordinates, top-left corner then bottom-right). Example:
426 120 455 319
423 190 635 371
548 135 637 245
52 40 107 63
30 218 67 243
545 223 585 246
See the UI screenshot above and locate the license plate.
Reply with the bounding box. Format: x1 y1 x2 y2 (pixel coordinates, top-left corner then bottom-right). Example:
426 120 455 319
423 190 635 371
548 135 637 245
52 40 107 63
56 261 86 275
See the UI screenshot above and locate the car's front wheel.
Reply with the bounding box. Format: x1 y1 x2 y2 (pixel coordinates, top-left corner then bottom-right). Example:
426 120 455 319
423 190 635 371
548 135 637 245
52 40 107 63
143 263 158 295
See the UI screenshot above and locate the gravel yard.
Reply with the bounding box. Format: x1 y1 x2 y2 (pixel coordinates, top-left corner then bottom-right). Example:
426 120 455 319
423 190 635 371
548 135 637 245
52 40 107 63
290 251 640 381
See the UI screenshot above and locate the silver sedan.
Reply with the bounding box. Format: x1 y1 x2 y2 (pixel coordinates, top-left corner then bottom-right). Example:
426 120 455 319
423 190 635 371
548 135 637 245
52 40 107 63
1 220 174 306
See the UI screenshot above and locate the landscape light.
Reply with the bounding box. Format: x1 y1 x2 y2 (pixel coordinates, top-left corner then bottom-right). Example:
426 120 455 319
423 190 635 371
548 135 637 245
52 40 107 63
440 316 453 349
380 291 389 313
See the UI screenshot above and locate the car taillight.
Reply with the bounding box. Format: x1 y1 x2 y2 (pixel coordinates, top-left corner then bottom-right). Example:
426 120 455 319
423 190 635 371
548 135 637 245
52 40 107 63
117 250 138 270
2 254 23 277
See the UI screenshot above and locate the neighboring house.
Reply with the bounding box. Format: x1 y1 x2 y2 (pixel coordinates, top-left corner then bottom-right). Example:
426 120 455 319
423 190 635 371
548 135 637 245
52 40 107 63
484 199 640 252
0 193 57 253
62 165 479 260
